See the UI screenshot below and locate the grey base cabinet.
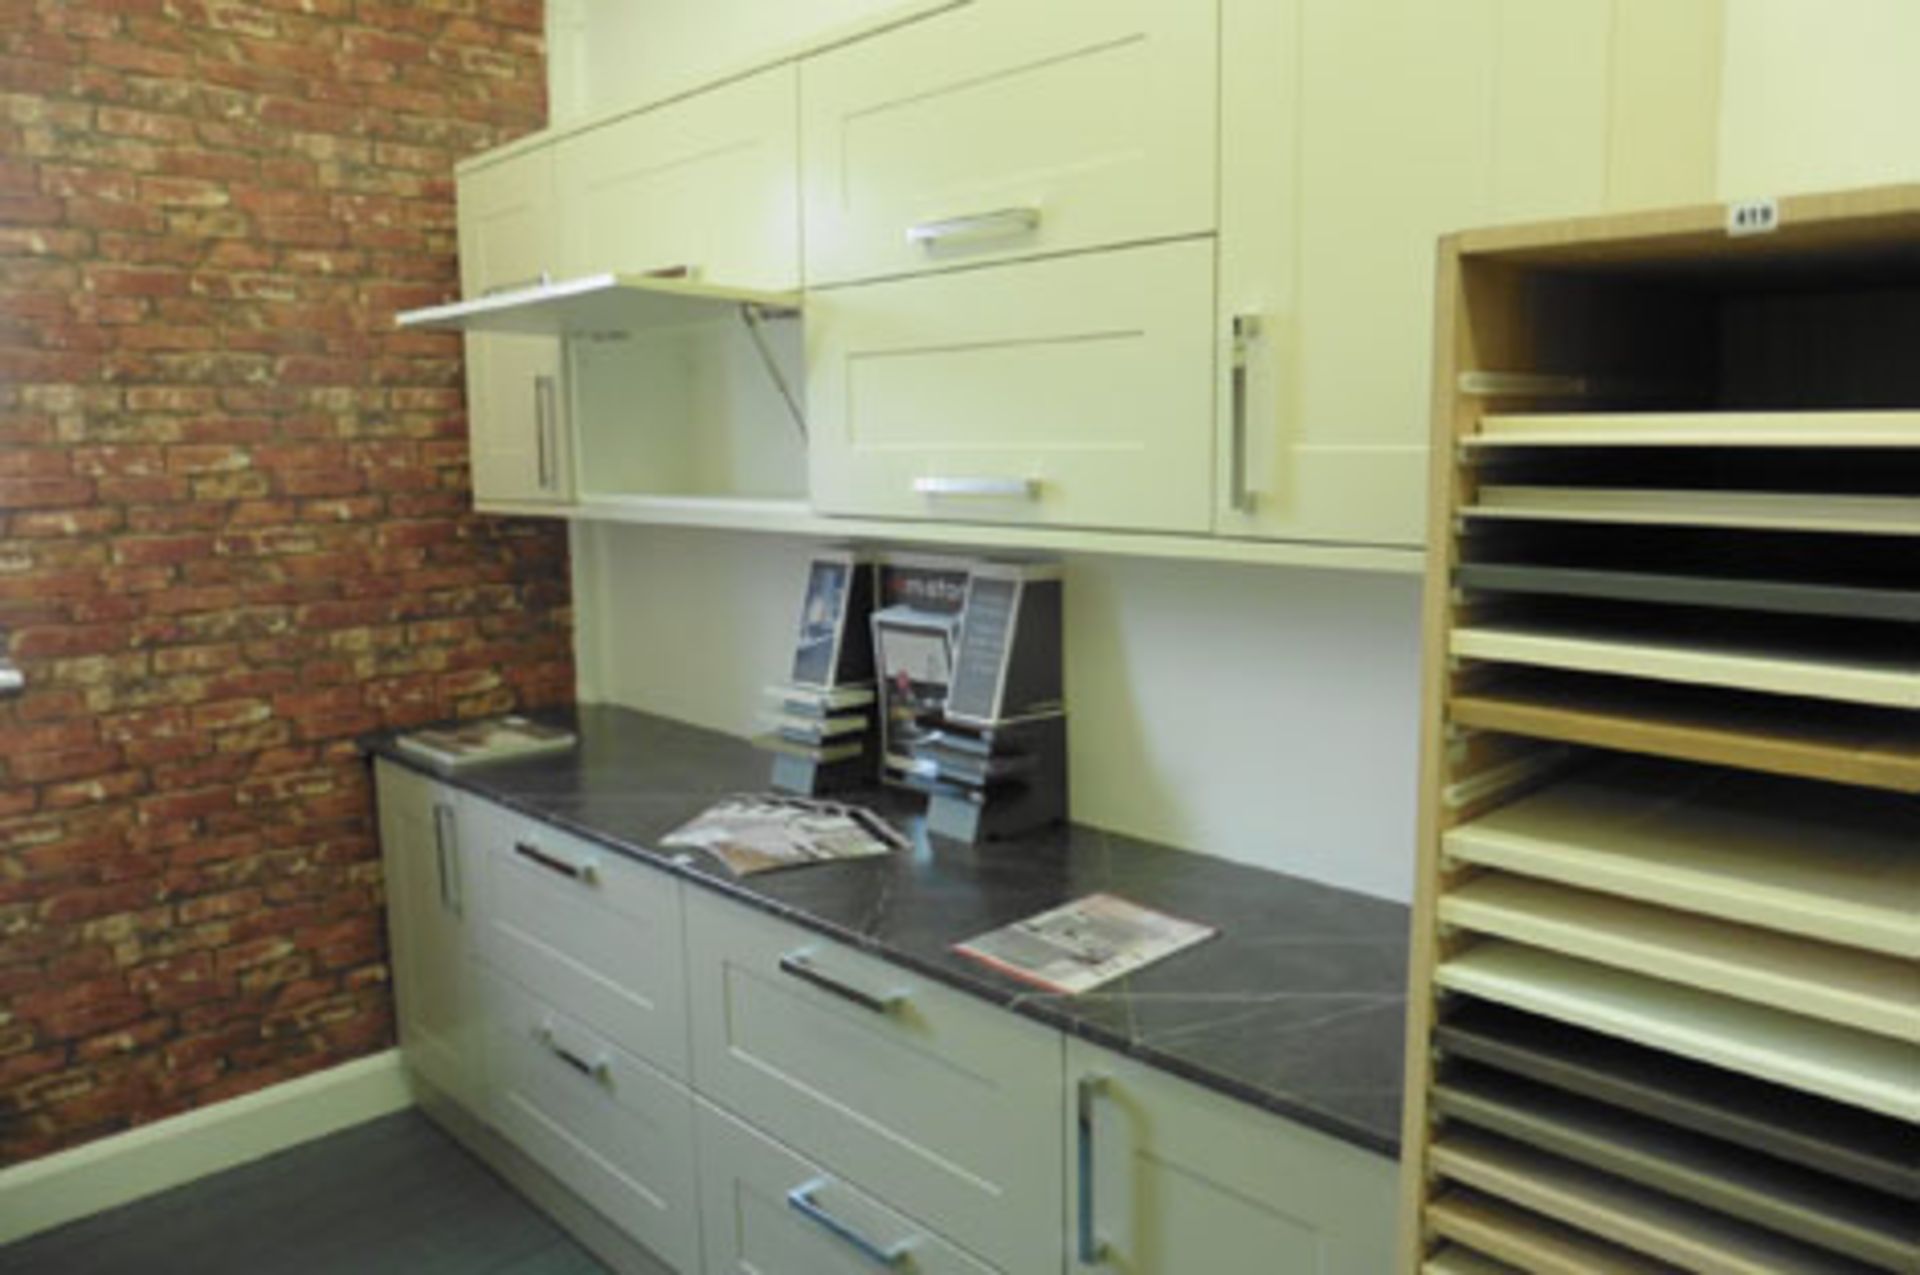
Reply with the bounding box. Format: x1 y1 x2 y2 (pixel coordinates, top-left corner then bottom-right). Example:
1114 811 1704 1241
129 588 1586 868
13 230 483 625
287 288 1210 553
374 761 1397 1275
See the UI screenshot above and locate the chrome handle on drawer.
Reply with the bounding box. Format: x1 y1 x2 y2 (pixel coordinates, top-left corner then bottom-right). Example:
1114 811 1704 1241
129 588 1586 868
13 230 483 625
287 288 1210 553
905 206 1041 249
533 374 556 490
913 476 1039 501
777 952 905 1015
432 802 461 917
483 270 554 297
1077 1074 1110 1265
535 1025 611 1084
513 840 599 886
787 1179 913 1268
1228 313 1261 514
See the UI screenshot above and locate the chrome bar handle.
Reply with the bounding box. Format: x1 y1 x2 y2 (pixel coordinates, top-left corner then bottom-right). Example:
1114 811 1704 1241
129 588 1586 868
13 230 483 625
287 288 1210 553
786 1180 913 1268
432 803 461 916
533 374 555 490
778 952 905 1016
536 1025 611 1084
1077 1074 1110 1265
1229 314 1261 514
906 206 1041 249
513 840 600 886
913 476 1039 501
483 270 554 297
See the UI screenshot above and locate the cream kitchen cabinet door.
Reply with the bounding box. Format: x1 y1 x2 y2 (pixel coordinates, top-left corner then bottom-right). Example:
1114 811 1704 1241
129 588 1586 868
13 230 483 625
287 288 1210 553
555 64 800 290
807 238 1217 533
457 146 571 507
1214 0 1720 547
799 0 1217 287
1067 1040 1396 1274
375 762 486 1116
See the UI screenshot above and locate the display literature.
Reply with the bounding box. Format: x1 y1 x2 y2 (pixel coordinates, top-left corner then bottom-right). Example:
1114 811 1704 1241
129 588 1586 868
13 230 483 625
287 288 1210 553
660 795 908 877
393 716 576 772
953 893 1217 994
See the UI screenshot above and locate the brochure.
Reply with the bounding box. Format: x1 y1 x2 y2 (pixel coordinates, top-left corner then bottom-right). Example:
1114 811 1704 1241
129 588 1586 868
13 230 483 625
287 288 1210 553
953 893 1218 995
660 794 907 877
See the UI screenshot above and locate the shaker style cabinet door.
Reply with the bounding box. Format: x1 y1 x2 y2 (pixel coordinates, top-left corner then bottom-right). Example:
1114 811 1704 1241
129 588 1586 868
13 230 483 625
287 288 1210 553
555 64 800 290
1067 1040 1397 1274
456 147 571 506
1214 0 1718 547
375 762 486 1116
799 0 1218 287
807 239 1217 533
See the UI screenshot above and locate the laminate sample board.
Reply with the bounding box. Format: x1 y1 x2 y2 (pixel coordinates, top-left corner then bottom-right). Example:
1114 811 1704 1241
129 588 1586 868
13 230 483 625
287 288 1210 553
1455 562 1920 623
1422 1241 1527 1275
1436 1003 1920 1201
1465 486 1920 536
1426 1190 1681 1275
1469 410 1920 449
1451 619 1920 709
1434 1067 1920 1268
1449 672 1920 793
1434 943 1920 1120
1438 875 1920 1039
1443 759 1920 958
1430 1129 1881 1275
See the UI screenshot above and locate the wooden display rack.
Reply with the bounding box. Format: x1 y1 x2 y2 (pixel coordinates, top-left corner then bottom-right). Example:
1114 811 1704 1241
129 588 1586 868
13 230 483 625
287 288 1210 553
1398 186 1920 1272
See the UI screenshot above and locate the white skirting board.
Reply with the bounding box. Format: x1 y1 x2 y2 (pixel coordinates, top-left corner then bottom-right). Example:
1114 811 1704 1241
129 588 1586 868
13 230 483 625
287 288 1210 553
0 1050 414 1247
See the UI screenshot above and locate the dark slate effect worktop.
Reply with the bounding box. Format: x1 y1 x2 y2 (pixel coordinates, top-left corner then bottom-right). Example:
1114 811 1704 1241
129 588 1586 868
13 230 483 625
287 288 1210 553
368 705 1410 1158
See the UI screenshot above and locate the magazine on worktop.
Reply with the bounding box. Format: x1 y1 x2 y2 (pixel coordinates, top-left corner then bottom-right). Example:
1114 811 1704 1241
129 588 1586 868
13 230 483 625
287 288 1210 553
394 716 577 772
954 893 1218 995
660 794 909 877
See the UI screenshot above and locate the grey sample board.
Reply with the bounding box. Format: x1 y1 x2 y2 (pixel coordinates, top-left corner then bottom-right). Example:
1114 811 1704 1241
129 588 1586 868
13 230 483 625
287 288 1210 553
1434 1064 1920 1269
1437 1003 1920 1202
1456 562 1920 623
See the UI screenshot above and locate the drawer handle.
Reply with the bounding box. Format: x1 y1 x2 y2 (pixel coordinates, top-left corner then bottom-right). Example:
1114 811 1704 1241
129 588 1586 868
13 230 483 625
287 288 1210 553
913 476 1039 501
1228 313 1262 514
514 840 600 886
778 952 905 1016
905 206 1041 249
534 374 557 491
1077 1074 1110 1265
432 802 461 917
536 1025 611 1084
787 1179 914 1268
483 271 554 297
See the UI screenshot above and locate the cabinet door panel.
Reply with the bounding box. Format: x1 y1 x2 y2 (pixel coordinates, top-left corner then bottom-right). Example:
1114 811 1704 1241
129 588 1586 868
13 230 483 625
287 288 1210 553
808 239 1216 532
556 65 799 289
801 0 1217 286
1068 1041 1396 1274
457 147 570 507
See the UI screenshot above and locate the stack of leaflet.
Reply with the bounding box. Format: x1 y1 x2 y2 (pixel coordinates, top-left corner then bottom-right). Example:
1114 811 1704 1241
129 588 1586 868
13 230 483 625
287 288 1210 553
757 682 876 794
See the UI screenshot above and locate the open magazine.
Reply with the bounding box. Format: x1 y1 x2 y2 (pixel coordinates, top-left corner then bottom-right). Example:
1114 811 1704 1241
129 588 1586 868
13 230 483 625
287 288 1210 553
660 795 908 877
953 893 1218 995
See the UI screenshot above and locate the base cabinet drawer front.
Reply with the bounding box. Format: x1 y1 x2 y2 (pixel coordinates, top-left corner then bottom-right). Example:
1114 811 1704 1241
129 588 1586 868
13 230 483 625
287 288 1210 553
800 0 1218 287
1068 1041 1396 1274
695 1100 1001 1275
806 239 1217 533
485 972 702 1273
685 890 1065 1274
467 797 692 1080
556 65 800 289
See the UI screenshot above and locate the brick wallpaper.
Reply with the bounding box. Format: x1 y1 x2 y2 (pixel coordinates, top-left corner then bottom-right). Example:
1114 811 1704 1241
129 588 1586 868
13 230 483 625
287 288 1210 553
0 0 571 1163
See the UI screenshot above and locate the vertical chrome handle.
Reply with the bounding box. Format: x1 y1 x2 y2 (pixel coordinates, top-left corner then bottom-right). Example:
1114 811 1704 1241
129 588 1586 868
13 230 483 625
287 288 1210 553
533 374 555 490
1077 1074 1110 1265
905 206 1041 249
1229 314 1262 514
786 1180 913 1268
432 803 460 917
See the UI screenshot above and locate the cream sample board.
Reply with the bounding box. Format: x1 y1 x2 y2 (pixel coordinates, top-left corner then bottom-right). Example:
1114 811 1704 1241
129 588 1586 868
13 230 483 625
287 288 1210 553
569 522 1423 903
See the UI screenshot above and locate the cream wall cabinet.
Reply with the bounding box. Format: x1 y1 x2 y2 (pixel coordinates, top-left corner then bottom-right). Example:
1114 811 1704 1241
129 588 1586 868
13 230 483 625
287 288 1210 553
798 0 1218 288
1213 0 1722 548
374 762 487 1116
555 66 801 290
456 148 572 506
1068 1041 1397 1273
806 239 1218 533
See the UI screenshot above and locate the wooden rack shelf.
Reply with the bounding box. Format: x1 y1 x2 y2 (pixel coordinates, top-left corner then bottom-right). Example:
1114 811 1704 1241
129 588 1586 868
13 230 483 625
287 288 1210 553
1400 185 1920 1274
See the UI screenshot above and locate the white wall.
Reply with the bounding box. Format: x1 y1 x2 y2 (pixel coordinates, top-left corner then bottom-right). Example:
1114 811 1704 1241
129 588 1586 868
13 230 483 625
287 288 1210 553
1718 0 1920 199
572 523 1423 902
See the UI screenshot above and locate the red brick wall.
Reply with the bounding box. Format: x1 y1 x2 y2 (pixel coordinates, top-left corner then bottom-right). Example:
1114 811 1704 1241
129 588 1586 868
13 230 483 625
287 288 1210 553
0 0 570 1163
